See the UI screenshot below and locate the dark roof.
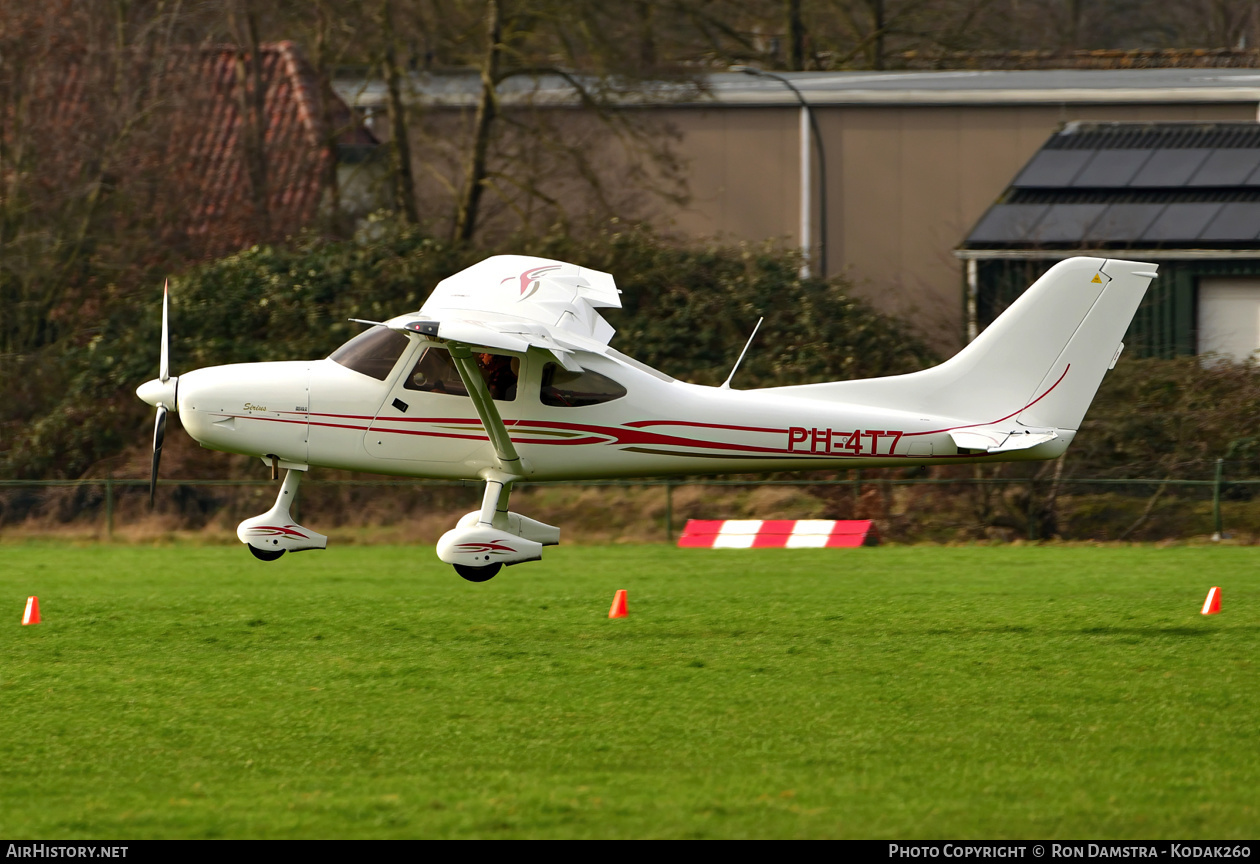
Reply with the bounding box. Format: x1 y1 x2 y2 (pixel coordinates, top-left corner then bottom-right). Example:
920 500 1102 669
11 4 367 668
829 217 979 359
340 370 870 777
961 122 1260 251
14 41 375 258
183 41 378 253
900 48 1260 71
339 67 1260 110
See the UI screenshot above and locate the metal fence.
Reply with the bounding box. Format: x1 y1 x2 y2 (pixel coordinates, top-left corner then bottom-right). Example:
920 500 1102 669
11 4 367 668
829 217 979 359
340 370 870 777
2 460 1258 542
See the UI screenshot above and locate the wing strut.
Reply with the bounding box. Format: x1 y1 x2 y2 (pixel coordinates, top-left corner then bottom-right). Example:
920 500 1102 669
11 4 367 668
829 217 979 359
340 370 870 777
447 344 523 477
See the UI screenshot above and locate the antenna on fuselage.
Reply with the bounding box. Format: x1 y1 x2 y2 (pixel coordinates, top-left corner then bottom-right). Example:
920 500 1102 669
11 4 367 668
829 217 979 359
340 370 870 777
720 317 764 390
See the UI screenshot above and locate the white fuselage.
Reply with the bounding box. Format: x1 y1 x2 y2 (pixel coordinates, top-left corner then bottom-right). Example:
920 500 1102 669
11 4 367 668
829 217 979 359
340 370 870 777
137 254 1152 574
175 339 1069 482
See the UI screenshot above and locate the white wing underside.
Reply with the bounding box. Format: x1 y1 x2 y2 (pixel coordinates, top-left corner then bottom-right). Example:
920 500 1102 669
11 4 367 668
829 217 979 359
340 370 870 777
415 255 622 370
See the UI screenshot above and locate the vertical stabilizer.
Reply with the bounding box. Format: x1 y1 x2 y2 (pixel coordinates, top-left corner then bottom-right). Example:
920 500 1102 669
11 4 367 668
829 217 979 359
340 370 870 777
1016 258 1155 430
769 257 1156 431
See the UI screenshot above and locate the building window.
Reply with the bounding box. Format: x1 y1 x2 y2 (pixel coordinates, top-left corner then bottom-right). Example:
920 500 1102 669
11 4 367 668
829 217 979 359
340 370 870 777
1198 278 1260 363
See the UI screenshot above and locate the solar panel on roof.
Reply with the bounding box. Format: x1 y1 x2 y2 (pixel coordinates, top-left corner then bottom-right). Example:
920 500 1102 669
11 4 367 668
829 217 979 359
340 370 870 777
1187 150 1260 187
1027 204 1107 243
1013 151 1094 188
1198 203 1260 241
965 205 1051 244
959 123 1260 251
1072 150 1152 188
1083 204 1166 242
1129 149 1212 187
1241 160 1260 187
1047 123 1260 152
1140 203 1223 242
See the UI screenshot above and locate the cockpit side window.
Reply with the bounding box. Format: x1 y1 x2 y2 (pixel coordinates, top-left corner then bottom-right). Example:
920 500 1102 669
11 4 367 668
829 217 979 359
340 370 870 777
540 363 627 407
329 326 411 381
404 347 519 401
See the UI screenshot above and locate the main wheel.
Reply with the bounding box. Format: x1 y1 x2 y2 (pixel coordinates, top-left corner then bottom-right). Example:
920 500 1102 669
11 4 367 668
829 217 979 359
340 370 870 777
248 544 286 562
454 562 502 582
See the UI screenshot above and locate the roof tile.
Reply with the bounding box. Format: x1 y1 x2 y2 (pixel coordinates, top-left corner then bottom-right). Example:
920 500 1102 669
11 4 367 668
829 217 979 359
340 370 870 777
180 41 377 254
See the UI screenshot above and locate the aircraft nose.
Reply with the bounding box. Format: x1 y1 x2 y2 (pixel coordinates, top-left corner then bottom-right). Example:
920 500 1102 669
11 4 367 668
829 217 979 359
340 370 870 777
137 376 178 409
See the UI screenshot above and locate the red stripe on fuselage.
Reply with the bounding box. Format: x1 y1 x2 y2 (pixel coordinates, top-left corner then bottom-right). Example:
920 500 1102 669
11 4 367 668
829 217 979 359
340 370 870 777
216 369 1072 462
900 364 1071 438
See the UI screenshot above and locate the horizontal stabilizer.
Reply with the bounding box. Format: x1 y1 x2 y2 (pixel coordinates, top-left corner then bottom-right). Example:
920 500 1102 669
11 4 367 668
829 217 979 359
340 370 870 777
950 426 1059 453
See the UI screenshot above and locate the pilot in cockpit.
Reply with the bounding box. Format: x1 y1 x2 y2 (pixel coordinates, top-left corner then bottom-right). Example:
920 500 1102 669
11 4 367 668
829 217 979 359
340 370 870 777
476 352 519 401
406 347 518 401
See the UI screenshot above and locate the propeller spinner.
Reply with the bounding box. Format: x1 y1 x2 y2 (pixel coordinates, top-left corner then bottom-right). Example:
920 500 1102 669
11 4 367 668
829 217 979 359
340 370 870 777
135 280 178 506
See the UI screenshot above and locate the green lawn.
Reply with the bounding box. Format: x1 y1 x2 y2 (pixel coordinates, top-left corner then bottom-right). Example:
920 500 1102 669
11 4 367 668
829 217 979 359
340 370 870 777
1 543 1257 839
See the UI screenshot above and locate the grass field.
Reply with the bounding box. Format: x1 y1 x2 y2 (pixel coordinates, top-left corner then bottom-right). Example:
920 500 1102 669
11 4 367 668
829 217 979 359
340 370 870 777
2 542 1257 839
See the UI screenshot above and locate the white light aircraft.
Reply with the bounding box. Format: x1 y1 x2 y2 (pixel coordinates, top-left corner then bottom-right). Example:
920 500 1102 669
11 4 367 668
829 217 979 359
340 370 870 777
137 255 1154 581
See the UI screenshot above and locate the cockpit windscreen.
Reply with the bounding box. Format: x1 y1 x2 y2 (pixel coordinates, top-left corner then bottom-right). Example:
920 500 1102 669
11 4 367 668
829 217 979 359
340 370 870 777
329 326 411 381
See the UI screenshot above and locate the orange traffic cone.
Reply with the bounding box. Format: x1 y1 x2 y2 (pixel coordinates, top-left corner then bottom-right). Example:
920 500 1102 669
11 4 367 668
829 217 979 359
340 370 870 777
608 589 628 619
22 596 40 626
1201 586 1221 616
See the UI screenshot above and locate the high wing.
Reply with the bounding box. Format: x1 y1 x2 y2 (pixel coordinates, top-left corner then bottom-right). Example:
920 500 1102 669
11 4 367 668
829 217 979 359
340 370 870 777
401 255 623 372
378 255 623 475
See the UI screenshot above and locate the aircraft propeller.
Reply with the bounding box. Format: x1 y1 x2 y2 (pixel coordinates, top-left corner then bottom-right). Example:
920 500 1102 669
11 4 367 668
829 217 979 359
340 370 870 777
135 280 178 507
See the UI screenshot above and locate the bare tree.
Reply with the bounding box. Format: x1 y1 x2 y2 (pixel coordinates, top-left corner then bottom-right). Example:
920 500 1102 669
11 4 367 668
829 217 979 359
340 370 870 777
0 1 198 358
312 0 344 230
785 0 807 69
227 1 270 236
380 0 421 225
420 0 702 243
453 0 502 242
637 1 658 70
1154 0 1260 48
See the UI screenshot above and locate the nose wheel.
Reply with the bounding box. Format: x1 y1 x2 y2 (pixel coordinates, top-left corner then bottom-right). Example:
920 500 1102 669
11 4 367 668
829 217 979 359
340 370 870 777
454 562 501 582
248 544 286 562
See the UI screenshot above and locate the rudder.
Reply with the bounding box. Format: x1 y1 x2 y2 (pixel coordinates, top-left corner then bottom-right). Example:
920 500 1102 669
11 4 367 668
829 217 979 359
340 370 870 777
1016 258 1155 430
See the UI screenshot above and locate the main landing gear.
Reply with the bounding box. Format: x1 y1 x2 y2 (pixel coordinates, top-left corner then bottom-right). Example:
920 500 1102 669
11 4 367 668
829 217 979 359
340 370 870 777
236 468 328 561
235 467 556 582
436 475 560 582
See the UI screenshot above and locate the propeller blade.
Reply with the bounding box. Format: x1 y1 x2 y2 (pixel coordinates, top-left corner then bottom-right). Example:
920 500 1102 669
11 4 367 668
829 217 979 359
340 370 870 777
159 279 170 383
150 405 167 508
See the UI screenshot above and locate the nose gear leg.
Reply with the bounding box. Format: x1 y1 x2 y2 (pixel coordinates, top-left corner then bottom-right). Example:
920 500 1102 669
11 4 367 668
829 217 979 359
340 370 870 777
237 469 328 561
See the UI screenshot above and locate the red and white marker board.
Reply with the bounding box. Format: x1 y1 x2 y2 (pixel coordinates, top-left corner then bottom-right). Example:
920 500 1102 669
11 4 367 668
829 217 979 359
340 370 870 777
678 519 879 549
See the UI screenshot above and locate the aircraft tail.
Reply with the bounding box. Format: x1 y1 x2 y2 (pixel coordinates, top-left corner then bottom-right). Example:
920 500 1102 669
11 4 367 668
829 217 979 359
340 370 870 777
773 257 1156 434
